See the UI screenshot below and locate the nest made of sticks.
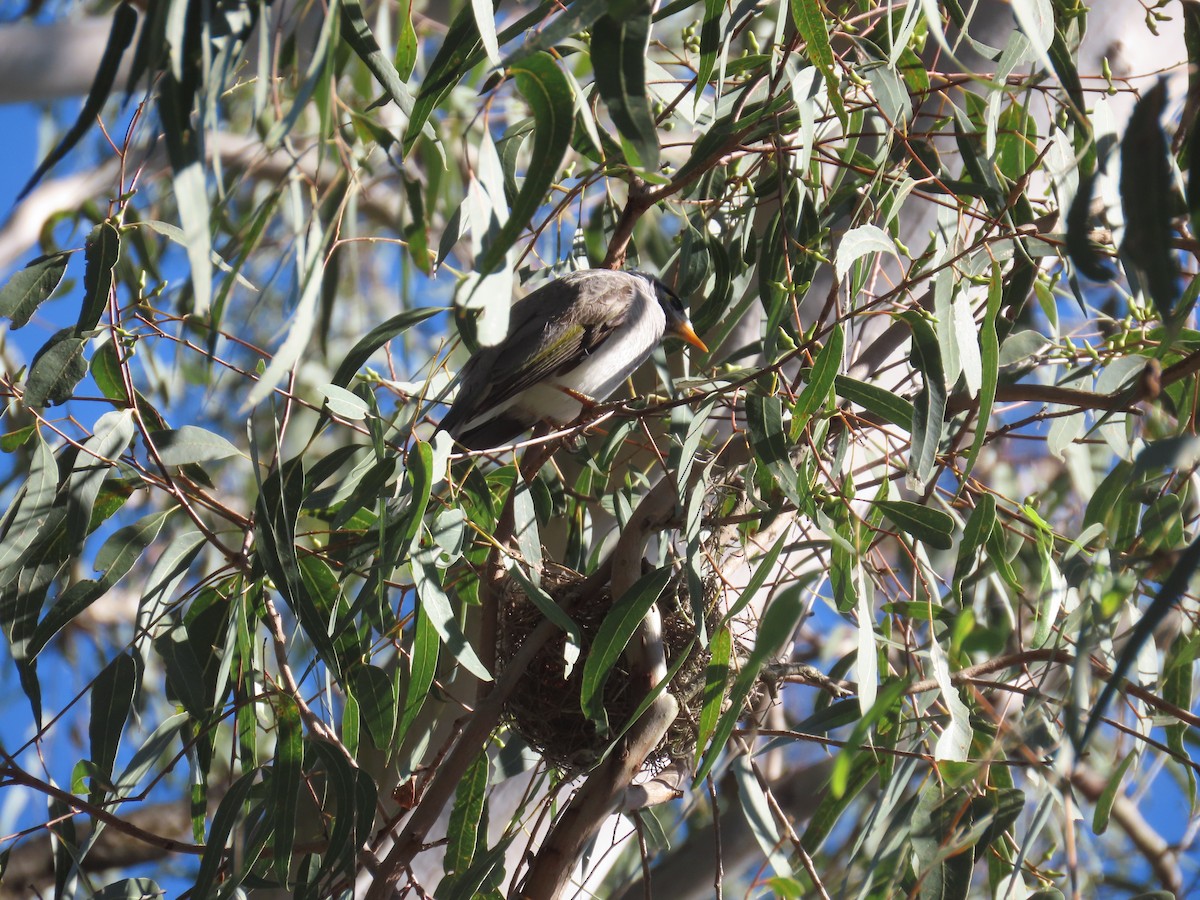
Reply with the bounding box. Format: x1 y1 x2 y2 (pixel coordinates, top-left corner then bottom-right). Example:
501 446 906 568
498 560 747 773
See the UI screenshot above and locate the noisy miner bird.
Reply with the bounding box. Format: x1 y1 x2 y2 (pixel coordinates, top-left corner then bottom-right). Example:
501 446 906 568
438 269 708 449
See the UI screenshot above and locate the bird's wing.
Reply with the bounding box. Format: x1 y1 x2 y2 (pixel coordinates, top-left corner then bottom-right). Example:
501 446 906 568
452 273 634 413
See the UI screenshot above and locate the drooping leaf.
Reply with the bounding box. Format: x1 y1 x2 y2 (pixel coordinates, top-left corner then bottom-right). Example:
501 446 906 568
0 253 70 328
330 307 443 388
790 0 847 123
18 4 138 199
696 584 806 782
88 652 136 800
591 9 659 173
900 311 946 490
1119 81 1180 317
340 0 417 112
352 664 398 751
1082 533 1200 749
579 566 673 727
149 425 240 466
66 409 136 548
792 325 843 438
876 500 954 550
269 694 303 882
474 52 574 277
30 509 174 659
411 544 492 680
23 331 87 408
746 394 803 506
443 751 490 877
243 217 328 410
834 375 915 429
695 624 732 763
78 221 120 334
193 771 260 898
158 70 213 314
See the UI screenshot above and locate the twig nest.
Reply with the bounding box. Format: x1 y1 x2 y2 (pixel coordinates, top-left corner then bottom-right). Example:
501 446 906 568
498 560 735 773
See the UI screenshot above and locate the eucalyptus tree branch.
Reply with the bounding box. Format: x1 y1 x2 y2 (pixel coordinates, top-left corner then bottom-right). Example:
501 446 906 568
517 437 750 897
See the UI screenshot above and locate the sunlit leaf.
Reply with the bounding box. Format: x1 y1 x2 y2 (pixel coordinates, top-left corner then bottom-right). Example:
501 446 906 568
0 253 69 328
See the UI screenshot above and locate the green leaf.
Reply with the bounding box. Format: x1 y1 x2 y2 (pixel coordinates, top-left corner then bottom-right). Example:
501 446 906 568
952 493 994 603
270 694 303 882
341 0 417 112
154 624 210 719
834 374 915 428
695 624 732 764
330 307 442 388
591 10 659 173
579 566 673 726
0 253 70 328
398 596 439 737
149 425 240 466
733 753 791 877
836 224 899 281
311 741 378 884
1083 533 1200 749
243 216 328 410
746 394 802 506
876 500 954 551
506 564 582 645
30 509 174 659
18 4 138 198
412 545 492 680
696 584 806 782
23 331 87 408
444 751 489 876
193 770 259 898
801 754 876 852
503 0 609 66
89 652 136 796
78 221 120 334
90 342 130 404
911 780 975 900
158 71 213 315
0 432 58 574
470 0 501 65
790 0 847 123
1119 81 1180 317
67 410 136 548
395 0 418 80
402 5 481 154
1092 751 1136 835
960 271 1000 486
900 311 946 490
475 52 574 277
720 530 790 627
352 664 397 750
792 325 843 438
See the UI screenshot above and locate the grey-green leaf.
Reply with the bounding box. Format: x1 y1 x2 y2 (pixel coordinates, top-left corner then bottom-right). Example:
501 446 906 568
580 566 673 726
23 331 87 408
475 52 575 277
0 253 70 329
78 221 120 334
591 11 659 173
18 4 138 199
89 653 136 794
149 425 241 466
876 500 954 551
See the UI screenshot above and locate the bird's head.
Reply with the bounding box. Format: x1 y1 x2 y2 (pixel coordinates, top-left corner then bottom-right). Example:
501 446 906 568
633 272 709 353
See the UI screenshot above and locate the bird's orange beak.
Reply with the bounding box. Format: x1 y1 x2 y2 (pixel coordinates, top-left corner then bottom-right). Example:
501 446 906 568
673 320 709 353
